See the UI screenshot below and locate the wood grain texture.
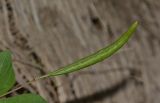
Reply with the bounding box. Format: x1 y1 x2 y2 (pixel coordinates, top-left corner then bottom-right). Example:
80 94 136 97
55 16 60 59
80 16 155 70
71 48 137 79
0 0 160 103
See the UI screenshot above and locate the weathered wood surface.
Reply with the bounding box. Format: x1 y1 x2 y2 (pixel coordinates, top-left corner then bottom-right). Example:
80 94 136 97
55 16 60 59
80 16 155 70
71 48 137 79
0 0 160 103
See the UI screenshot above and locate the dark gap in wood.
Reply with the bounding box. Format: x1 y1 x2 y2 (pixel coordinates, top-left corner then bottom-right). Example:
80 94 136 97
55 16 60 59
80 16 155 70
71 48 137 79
107 24 114 39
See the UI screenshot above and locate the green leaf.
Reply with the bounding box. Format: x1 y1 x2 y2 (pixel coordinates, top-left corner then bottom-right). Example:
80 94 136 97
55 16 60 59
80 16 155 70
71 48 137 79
0 94 47 103
38 21 139 79
0 51 15 95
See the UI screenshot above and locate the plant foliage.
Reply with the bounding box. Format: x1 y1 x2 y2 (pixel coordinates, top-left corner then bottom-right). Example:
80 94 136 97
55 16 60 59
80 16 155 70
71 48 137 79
0 21 138 103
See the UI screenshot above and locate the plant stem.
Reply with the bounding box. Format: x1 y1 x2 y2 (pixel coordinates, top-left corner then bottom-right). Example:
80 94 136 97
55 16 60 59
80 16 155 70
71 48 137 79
0 78 38 98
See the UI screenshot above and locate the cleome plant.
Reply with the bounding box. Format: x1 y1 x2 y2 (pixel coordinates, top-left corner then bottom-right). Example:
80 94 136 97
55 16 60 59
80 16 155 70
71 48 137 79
0 21 138 103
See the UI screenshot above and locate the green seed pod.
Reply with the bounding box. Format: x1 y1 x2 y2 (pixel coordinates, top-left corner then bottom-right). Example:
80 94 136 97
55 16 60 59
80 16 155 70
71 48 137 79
39 21 139 79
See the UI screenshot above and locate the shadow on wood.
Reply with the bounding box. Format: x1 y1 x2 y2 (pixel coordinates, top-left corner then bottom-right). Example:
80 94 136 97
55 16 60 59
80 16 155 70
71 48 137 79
65 77 132 103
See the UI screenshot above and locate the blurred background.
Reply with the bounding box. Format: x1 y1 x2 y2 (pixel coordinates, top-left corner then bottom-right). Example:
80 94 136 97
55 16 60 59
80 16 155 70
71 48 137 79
0 0 160 103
